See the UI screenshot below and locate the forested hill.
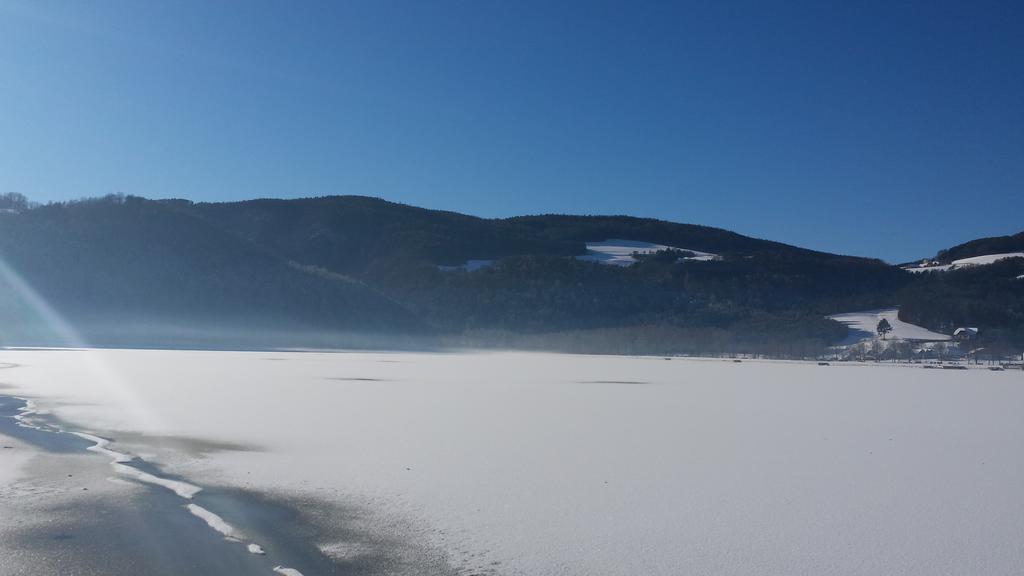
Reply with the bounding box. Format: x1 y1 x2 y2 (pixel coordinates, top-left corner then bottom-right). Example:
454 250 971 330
0 196 424 348
896 231 1024 353
179 196 581 275
0 193 1017 355
506 214 830 259
177 195 832 275
933 231 1024 263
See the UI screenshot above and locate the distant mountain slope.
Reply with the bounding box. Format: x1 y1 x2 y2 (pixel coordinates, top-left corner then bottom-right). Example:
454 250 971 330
172 196 903 343
0 193 1016 356
898 258 1024 344
507 214 825 258
933 230 1024 263
895 231 1024 350
179 196 580 275
0 196 423 345
180 196 881 270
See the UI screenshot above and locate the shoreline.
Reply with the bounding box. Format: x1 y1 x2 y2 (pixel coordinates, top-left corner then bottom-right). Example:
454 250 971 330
5 344 1019 371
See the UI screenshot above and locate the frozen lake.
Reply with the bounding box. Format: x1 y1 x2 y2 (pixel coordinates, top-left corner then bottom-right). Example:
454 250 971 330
2 349 1023 575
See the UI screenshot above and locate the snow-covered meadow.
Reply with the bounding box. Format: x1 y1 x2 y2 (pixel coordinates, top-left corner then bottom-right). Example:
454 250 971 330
576 239 719 266
2 349 1024 575
437 239 720 272
904 251 1024 273
828 308 950 345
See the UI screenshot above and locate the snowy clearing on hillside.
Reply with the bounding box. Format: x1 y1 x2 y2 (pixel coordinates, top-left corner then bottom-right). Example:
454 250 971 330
829 308 951 345
437 259 495 272
903 263 953 273
577 239 719 266
4 349 1024 576
903 252 1024 273
952 252 1024 266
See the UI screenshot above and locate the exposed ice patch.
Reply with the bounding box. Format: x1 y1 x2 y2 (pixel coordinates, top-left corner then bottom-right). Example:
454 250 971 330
14 399 52 432
71 431 202 498
113 458 202 498
73 431 134 463
13 398 197 499
6 392 303 573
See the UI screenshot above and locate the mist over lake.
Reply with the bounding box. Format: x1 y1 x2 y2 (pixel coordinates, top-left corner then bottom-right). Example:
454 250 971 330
2 0 1022 573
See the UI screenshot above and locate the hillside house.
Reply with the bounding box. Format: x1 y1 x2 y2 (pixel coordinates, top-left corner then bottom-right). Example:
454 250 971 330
953 327 979 342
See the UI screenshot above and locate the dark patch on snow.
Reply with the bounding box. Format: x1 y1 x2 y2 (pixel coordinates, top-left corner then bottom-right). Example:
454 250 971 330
575 380 652 385
1 393 470 576
0 395 92 453
111 430 261 457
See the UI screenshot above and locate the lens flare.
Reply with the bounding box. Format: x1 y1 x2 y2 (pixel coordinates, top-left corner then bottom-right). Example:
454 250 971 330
0 257 161 429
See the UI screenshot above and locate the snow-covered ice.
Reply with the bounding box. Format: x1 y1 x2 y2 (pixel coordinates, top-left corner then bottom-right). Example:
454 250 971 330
318 541 373 561
576 239 719 266
2 348 1023 575
0 441 32 487
829 308 951 344
186 503 244 541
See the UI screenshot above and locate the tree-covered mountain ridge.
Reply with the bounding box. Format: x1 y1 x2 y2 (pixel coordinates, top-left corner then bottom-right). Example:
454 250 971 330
0 193 1019 356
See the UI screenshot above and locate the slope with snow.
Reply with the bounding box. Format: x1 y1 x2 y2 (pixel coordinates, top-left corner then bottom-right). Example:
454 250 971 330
903 252 1024 273
576 239 719 266
437 259 495 272
903 263 953 273
828 308 951 345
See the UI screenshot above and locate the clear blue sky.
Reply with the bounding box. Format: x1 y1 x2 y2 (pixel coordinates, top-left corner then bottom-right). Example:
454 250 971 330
1 1 1021 262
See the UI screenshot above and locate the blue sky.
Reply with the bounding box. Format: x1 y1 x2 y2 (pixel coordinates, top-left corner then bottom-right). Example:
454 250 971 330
1 1 1021 262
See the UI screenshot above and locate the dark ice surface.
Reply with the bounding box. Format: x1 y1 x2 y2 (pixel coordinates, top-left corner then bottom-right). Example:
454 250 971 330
0 394 462 576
